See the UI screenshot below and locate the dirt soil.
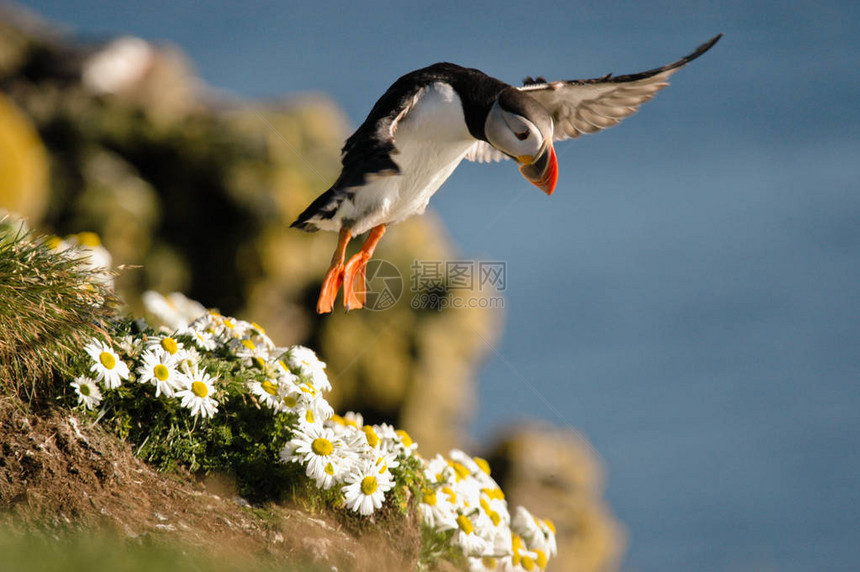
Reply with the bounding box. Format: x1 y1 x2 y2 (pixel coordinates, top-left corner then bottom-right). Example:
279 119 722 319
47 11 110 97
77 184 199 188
0 398 426 571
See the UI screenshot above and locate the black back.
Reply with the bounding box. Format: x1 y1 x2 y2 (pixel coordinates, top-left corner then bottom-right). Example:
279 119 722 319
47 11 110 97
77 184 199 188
340 63 509 186
291 63 510 230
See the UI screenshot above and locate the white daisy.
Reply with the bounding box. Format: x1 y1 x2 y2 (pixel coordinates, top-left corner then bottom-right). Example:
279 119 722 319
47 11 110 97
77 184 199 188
288 423 354 490
71 376 102 410
84 339 129 390
297 391 334 425
479 489 510 530
375 423 418 456
511 506 543 549
511 533 544 570
275 359 300 384
538 518 558 558
65 232 114 287
210 312 249 340
116 334 144 358
136 348 185 397
371 447 401 475
184 315 218 351
287 346 331 392
453 512 491 556
146 335 184 358
142 290 206 331
277 382 303 413
175 363 218 418
250 378 285 411
234 337 270 365
342 459 394 516
419 486 458 531
467 556 508 571
246 321 277 353
187 326 217 351
425 454 455 485
173 345 201 372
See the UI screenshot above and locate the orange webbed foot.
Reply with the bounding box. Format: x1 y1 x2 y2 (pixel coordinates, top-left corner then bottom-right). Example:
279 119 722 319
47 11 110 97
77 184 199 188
342 253 369 311
317 263 345 314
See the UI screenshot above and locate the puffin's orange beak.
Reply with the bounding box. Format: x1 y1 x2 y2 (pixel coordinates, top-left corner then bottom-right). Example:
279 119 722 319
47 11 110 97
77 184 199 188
518 142 558 196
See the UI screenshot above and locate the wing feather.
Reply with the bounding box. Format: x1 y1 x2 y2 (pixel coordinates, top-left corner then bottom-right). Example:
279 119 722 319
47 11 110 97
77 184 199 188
518 34 721 141
464 140 509 163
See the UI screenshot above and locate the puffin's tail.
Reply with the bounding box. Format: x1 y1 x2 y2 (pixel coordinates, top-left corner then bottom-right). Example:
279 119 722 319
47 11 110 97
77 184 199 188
289 218 320 232
290 186 348 232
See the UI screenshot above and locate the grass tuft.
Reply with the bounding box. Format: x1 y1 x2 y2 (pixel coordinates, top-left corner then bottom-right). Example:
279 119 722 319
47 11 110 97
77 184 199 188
0 217 118 404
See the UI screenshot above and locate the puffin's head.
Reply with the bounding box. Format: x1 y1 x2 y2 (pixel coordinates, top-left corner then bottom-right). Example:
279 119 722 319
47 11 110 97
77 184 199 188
485 87 558 195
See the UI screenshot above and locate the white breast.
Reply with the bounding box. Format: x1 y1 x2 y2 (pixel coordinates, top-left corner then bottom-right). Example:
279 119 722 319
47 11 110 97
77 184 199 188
339 82 477 235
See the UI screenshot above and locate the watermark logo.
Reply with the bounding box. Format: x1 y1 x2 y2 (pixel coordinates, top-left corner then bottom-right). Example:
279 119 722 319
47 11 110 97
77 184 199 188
410 260 506 311
357 259 506 311
410 261 507 292
361 259 404 311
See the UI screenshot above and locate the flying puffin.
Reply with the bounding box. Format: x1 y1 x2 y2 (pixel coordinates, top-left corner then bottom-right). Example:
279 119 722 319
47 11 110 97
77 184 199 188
292 34 722 313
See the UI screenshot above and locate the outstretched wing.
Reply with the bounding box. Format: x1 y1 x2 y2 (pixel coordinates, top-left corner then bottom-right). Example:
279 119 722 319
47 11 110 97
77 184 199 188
518 34 721 141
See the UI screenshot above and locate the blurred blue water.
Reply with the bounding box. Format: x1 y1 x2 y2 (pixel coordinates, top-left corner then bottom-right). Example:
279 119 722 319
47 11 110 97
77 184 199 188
19 1 860 569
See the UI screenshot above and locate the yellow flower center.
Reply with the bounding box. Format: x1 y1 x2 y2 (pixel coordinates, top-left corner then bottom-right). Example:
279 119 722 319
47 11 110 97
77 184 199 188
261 380 278 396
282 395 297 408
535 549 548 569
489 510 501 526
305 410 314 423
300 384 316 396
456 514 473 534
99 351 116 369
450 461 470 481
251 322 266 334
544 519 556 534
191 381 208 398
474 456 491 475
311 437 333 456
325 462 335 475
161 337 178 354
375 456 388 473
76 231 101 247
395 429 412 447
224 318 234 329
512 534 524 553
241 339 256 351
480 498 491 513
521 555 535 571
422 490 437 505
362 425 380 447
45 236 61 250
482 557 498 569
79 383 91 396
442 486 456 504
153 364 169 381
361 475 378 495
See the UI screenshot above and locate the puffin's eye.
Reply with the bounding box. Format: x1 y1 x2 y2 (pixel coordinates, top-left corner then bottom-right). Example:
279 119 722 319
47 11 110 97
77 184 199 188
515 131 530 141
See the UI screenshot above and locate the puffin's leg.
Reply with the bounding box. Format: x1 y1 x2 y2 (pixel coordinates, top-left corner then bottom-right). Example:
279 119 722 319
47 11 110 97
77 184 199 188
317 226 352 314
343 224 387 311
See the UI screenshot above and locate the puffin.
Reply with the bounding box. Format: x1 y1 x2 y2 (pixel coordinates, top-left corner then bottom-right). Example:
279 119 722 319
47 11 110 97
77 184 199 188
292 34 722 313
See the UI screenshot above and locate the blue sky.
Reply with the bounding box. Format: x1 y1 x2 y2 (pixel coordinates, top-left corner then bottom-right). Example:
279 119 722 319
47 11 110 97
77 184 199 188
16 1 860 570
